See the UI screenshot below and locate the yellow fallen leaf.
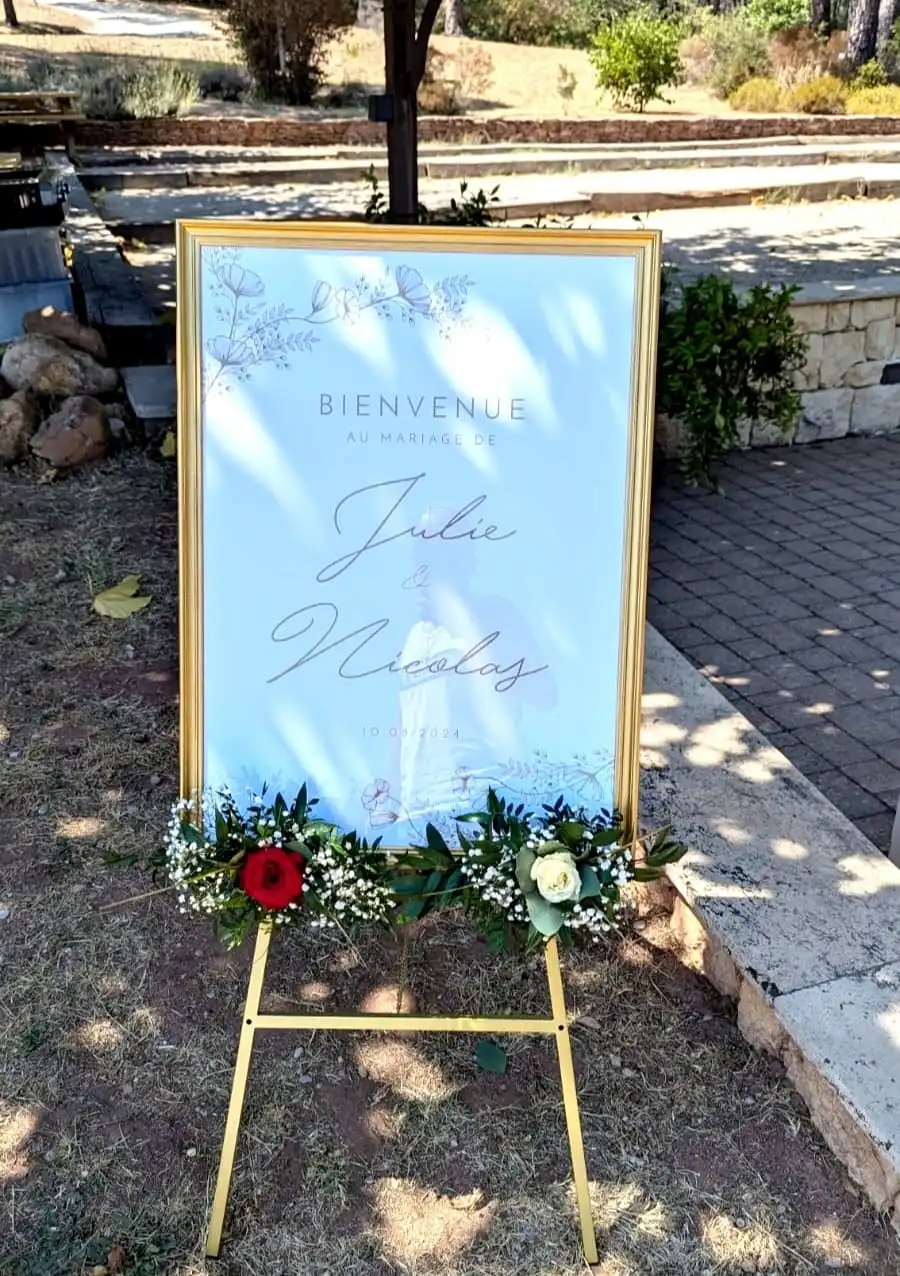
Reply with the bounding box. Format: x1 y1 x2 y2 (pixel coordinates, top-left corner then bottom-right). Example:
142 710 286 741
160 430 176 458
93 574 151 619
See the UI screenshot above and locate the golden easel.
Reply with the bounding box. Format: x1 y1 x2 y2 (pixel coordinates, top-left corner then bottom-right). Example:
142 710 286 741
205 923 598 1262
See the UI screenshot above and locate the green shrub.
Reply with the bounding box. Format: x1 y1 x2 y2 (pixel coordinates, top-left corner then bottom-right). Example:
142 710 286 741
465 0 585 47
657 272 806 485
846 84 900 113
729 75 786 110
744 0 808 36
785 73 846 113
589 9 682 112
852 58 888 89
703 12 771 98
225 0 353 105
80 63 199 119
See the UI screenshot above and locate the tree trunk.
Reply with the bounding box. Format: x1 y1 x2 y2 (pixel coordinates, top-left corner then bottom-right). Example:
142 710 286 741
444 0 464 36
876 0 898 59
384 0 418 222
809 0 831 33
3 0 19 29
846 0 879 65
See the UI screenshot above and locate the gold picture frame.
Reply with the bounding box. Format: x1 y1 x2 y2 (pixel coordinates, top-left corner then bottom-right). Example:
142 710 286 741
176 220 662 1262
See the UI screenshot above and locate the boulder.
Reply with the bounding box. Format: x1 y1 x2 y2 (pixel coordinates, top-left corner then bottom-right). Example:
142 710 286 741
30 396 111 468
0 392 39 466
22 307 108 362
1 335 117 398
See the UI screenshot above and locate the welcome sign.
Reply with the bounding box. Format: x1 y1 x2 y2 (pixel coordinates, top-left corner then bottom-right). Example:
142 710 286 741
177 223 660 847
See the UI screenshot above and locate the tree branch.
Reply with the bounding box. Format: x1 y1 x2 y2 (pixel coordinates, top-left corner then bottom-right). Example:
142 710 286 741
412 0 442 86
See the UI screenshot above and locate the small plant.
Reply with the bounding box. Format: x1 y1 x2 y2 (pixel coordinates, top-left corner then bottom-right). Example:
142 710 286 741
702 11 771 98
557 62 578 110
361 166 499 226
418 48 460 114
453 43 494 102
657 271 806 485
785 73 846 113
729 75 786 110
589 8 682 112
744 0 808 36
846 84 900 113
79 63 199 120
852 58 888 89
225 0 354 106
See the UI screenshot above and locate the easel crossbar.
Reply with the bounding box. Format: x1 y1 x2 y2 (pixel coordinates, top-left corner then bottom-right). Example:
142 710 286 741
252 1012 561 1033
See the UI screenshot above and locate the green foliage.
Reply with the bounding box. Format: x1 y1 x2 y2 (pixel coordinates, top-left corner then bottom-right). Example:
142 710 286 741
362 167 499 226
846 83 900 112
743 0 808 36
852 58 888 88
702 12 771 98
79 62 199 119
589 8 682 112
657 271 806 485
225 0 353 105
785 73 847 112
728 74 786 110
464 0 587 48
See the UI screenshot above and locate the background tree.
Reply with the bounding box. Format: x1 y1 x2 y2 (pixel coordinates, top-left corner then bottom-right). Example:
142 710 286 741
809 0 832 32
444 0 465 35
876 0 898 60
3 0 19 29
846 0 879 64
382 0 441 220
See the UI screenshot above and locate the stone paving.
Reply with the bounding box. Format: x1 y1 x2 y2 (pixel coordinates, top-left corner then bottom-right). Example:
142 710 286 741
650 436 900 854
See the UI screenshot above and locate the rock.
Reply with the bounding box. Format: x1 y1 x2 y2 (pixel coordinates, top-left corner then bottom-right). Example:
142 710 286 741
843 361 884 389
0 391 39 465
825 301 851 333
850 297 896 329
1 335 117 398
850 384 900 435
865 317 897 361
795 388 853 443
30 396 111 468
22 307 107 361
820 330 866 385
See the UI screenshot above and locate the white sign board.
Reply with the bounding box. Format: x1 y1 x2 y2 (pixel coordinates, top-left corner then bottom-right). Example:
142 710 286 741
178 223 660 846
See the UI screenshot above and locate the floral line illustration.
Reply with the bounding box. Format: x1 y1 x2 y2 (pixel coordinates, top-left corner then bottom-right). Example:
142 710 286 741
203 247 475 398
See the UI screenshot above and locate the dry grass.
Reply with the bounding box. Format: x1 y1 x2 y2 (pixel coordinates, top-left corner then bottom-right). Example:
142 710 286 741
0 1 728 117
1 453 899 1276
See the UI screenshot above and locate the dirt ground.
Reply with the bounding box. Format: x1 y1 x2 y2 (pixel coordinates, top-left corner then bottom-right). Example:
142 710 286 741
1 0 728 118
1 451 899 1275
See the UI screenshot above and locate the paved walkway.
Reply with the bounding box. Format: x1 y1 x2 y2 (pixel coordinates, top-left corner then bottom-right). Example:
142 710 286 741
651 437 900 854
30 0 214 35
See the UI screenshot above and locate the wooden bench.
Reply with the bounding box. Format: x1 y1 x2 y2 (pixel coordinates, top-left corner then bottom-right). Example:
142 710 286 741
0 92 84 158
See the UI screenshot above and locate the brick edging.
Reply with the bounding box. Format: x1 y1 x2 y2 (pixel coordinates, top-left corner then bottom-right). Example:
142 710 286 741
74 113 900 151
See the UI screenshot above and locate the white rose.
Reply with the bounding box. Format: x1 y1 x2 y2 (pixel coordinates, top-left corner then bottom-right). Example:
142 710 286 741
531 851 581 903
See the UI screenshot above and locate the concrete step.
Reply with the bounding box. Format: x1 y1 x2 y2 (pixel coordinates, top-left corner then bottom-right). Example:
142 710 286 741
78 138 900 192
99 160 900 235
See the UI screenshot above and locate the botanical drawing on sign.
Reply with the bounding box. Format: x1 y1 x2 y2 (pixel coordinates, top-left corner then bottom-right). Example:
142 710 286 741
358 749 615 841
203 247 475 398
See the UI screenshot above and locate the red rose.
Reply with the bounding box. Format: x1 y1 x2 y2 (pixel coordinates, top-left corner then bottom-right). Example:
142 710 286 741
240 845 304 911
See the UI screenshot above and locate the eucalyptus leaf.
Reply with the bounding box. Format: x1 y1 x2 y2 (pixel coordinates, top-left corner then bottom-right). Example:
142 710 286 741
558 821 584 841
526 893 564 937
475 1040 508 1074
535 840 566 857
579 865 604 899
515 848 537 894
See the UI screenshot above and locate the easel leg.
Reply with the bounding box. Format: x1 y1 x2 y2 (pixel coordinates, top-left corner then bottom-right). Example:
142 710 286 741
545 938 599 1266
206 923 273 1258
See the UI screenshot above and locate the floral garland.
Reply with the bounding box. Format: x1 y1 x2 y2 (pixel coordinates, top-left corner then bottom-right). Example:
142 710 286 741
393 791 686 951
164 785 686 952
164 785 392 949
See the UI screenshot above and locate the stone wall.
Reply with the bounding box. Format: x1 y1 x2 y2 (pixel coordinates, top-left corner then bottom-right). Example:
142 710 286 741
658 278 900 455
74 111 900 151
792 283 900 444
